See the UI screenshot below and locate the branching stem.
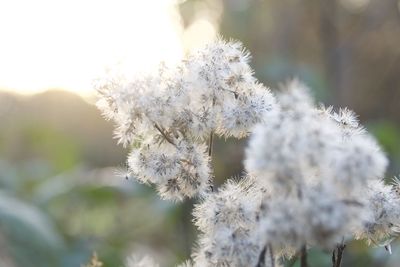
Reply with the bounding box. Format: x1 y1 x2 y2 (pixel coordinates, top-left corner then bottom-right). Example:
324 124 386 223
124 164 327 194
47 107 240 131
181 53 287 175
208 131 214 157
256 245 266 267
154 123 176 147
255 244 274 267
208 131 215 192
220 87 239 99
332 241 346 267
300 245 308 267
268 244 275 267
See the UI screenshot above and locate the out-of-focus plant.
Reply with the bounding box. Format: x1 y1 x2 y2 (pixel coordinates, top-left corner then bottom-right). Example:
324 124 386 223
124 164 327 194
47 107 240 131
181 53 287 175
82 253 103 267
96 39 400 267
0 158 183 267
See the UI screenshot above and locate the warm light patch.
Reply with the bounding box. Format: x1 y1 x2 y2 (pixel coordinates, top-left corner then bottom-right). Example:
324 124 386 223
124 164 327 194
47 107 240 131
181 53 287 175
0 0 184 97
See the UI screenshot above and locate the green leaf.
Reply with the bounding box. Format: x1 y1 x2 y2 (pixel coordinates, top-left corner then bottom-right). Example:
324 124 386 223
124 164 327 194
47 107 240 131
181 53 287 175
0 190 65 267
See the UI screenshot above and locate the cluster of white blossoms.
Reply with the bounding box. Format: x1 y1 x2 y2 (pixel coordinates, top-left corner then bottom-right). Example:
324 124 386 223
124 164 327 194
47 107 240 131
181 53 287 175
97 40 400 266
192 179 268 267
248 81 387 224
96 39 275 201
192 80 400 266
355 178 400 250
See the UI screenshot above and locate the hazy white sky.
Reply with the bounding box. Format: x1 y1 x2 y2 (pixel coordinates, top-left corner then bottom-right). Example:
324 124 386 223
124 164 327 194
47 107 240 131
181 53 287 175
0 0 185 97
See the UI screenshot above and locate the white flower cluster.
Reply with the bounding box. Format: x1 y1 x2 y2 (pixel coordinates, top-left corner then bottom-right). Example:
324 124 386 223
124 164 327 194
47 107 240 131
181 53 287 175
193 80 398 266
96 39 275 201
97 39 400 266
355 178 400 249
192 179 268 267
244 80 388 246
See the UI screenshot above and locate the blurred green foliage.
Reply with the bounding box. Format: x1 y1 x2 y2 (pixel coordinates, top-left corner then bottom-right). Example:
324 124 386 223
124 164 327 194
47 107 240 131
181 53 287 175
0 92 192 266
367 120 400 173
0 159 189 266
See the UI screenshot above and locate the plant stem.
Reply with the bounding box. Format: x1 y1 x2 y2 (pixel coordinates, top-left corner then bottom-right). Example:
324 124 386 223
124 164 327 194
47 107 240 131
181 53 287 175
255 244 274 267
300 245 308 267
181 199 194 258
256 245 266 267
268 244 275 267
154 123 176 147
207 131 215 192
332 249 336 267
208 131 214 157
332 242 346 267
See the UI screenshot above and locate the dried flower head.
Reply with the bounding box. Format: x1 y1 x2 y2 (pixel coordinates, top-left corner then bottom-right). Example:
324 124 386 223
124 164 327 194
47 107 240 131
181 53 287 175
96 39 275 200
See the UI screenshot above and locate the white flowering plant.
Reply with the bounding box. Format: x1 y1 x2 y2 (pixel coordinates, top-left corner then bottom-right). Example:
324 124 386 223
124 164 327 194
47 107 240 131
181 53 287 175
95 39 400 267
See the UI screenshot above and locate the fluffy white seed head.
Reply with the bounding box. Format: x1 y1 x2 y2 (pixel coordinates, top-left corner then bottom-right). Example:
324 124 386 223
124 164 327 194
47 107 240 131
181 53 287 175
331 134 388 187
96 39 276 200
193 178 264 267
355 179 400 246
244 79 388 254
245 85 341 195
97 37 395 266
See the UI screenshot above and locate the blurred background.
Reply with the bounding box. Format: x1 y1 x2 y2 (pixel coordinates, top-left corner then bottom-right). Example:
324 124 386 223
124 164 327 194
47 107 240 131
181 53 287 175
0 0 399 266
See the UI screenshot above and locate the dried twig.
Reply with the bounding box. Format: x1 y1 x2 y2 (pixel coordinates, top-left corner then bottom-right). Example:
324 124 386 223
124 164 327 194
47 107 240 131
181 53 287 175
154 123 176 147
256 245 267 267
332 241 346 267
300 245 308 267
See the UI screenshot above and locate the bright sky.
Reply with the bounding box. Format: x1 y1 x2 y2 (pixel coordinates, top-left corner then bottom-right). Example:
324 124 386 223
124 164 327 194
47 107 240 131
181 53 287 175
0 0 186 97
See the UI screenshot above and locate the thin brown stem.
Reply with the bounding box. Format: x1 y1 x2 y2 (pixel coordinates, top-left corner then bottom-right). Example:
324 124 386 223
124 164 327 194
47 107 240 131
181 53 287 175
154 124 176 147
332 249 336 267
268 244 275 267
179 159 193 165
208 131 214 157
256 245 266 267
255 244 275 267
300 245 308 267
207 131 215 192
332 242 346 267
220 87 239 99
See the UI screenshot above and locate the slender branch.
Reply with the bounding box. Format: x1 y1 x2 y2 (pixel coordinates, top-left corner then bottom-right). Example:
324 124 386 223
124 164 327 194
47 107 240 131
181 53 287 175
255 244 275 267
332 249 336 267
256 245 266 267
207 131 215 192
208 131 214 157
336 240 346 267
332 242 346 267
341 199 363 207
300 245 308 267
384 244 392 254
268 244 275 267
154 123 176 147
181 199 194 258
179 159 193 165
220 87 239 99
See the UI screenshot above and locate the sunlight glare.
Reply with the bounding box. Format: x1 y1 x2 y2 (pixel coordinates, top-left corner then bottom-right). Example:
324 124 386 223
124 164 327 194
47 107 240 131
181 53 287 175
0 0 184 97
